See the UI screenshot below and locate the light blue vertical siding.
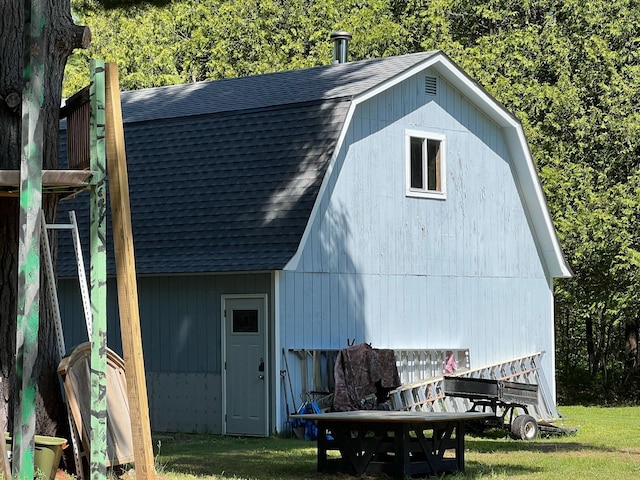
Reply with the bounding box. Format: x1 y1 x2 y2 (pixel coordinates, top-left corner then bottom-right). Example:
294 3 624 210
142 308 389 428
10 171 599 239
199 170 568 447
58 272 271 433
279 69 555 397
60 273 271 372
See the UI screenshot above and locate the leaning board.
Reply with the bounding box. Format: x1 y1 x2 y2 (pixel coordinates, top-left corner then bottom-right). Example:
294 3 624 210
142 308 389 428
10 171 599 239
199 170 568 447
58 342 135 466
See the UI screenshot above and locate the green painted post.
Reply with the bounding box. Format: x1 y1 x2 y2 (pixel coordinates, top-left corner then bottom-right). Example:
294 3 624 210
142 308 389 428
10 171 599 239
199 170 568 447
14 0 46 478
89 59 108 480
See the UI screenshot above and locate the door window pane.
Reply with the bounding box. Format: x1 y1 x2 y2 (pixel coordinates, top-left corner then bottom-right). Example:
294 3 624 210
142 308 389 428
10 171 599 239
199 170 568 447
233 310 259 333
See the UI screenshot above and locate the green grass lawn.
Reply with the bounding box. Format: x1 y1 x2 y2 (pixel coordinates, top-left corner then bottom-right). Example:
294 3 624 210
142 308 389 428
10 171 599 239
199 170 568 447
152 406 640 480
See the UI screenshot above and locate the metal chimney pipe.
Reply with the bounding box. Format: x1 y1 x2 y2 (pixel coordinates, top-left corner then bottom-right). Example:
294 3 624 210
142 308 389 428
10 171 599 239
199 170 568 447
330 31 352 64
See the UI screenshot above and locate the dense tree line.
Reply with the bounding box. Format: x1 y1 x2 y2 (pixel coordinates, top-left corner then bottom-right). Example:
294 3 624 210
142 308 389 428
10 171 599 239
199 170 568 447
67 0 640 404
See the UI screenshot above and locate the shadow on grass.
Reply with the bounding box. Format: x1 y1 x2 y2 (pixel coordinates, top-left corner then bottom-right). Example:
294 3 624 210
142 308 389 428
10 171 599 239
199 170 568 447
449 459 543 479
158 438 547 480
465 434 620 455
156 435 327 479
154 431 625 480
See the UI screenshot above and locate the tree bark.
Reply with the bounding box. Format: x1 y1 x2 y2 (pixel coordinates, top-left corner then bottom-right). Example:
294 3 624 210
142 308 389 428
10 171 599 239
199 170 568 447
0 0 90 456
625 320 639 370
586 309 595 375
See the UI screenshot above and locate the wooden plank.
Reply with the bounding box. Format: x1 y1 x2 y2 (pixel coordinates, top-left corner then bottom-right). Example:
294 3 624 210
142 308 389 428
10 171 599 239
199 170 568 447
0 170 93 186
104 62 156 480
89 59 108 480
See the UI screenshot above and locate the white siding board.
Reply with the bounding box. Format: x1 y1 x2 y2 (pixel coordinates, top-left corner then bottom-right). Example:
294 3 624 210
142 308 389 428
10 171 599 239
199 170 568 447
326 275 340 344
311 218 322 273
339 275 350 342
447 80 461 132
375 276 388 344
376 275 389 346
317 196 331 274
347 275 356 342
384 276 399 345
402 276 418 339
328 276 339 345
385 85 397 122
284 272 297 347
279 272 289 349
356 274 367 343
361 276 373 345
301 222 313 272
370 275 383 346
436 275 449 340
331 274 344 347
320 273 331 346
293 272 304 346
312 274 323 347
426 275 440 345
445 276 461 343
278 272 289 348
302 274 314 346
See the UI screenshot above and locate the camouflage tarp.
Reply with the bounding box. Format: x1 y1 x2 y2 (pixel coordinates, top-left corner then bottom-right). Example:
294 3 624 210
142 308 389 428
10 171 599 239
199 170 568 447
332 343 400 411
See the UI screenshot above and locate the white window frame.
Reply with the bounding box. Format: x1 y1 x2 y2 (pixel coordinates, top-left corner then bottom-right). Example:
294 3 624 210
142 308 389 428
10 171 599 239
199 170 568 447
405 129 446 200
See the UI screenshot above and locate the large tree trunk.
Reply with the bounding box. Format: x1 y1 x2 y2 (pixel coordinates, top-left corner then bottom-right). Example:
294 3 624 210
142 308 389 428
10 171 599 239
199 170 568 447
0 0 89 454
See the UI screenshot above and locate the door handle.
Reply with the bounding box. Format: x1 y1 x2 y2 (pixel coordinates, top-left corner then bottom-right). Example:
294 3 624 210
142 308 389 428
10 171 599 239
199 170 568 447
258 358 265 379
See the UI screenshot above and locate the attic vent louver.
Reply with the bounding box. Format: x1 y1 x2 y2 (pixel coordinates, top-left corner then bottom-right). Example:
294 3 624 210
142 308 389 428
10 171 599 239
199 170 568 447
425 76 437 95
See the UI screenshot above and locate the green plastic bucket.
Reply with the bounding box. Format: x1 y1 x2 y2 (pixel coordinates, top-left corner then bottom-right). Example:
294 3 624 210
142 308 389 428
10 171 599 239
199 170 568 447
4 433 67 480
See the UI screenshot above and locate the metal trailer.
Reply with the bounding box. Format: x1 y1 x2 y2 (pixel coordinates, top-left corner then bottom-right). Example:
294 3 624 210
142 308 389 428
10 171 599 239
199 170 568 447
443 376 541 440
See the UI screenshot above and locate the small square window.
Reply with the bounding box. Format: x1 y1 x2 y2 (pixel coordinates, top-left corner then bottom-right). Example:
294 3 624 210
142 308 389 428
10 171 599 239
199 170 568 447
406 130 446 199
233 310 259 333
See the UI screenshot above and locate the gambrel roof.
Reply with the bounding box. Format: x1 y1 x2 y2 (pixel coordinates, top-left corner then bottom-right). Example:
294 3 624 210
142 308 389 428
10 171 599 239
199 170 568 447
58 51 571 278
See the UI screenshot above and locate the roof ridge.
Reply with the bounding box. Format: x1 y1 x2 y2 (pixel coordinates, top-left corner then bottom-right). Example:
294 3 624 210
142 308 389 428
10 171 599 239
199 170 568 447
120 51 436 98
117 51 437 124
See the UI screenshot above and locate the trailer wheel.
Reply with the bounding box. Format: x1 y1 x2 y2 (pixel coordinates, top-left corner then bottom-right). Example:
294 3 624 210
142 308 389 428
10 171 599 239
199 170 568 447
510 414 539 440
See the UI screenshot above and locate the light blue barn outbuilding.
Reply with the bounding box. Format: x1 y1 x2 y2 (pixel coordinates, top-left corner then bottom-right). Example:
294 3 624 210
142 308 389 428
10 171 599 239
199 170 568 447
57 51 571 436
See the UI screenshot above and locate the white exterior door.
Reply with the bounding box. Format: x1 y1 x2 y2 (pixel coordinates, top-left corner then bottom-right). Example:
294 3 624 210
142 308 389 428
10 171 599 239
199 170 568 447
222 295 268 436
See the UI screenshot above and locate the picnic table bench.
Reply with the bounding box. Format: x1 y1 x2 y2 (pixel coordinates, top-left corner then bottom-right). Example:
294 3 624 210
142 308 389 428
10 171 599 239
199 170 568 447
291 410 492 479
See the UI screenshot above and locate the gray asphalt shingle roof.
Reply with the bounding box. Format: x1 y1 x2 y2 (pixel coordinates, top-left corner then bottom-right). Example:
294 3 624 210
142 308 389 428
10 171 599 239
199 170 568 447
57 52 437 275
120 52 435 122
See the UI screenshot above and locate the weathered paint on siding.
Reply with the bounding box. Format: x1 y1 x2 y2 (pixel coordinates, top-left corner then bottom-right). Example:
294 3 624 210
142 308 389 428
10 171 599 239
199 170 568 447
58 273 271 433
279 69 555 401
147 372 221 433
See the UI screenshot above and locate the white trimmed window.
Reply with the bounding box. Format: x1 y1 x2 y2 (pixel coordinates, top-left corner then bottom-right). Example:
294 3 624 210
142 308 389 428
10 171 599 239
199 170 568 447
405 130 446 199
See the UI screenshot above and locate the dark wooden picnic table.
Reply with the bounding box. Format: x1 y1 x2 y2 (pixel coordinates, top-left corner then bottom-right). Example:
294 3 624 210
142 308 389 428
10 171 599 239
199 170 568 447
291 410 492 479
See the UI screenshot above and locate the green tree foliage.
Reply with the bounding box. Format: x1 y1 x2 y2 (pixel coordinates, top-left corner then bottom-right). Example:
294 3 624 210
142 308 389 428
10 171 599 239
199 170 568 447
65 0 408 94
66 0 640 402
